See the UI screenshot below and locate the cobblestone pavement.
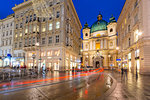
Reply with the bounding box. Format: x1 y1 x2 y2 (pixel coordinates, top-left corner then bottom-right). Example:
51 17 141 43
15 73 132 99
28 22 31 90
104 70 150 100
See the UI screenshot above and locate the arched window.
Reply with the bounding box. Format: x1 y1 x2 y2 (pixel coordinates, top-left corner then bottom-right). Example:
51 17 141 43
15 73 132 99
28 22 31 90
85 33 88 36
110 28 113 32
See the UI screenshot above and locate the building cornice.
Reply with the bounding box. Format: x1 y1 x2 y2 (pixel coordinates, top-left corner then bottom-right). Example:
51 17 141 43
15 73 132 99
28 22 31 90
12 0 32 11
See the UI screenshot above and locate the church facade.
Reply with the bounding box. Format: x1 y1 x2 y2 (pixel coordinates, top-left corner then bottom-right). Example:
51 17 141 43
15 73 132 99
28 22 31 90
82 13 118 69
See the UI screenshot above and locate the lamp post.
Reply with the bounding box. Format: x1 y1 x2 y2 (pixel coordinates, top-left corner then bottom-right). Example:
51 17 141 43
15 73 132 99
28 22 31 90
35 42 41 73
32 53 36 69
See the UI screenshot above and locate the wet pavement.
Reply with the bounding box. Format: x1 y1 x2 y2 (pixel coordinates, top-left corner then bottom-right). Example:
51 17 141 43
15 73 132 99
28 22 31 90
105 70 150 100
0 68 113 100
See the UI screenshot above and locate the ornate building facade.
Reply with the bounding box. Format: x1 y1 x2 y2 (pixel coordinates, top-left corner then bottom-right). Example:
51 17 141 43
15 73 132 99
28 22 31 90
82 13 118 69
0 14 15 67
117 0 150 74
12 0 82 71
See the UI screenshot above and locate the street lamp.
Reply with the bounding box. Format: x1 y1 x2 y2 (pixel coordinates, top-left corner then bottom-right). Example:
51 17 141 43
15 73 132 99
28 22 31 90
116 47 119 50
36 42 41 72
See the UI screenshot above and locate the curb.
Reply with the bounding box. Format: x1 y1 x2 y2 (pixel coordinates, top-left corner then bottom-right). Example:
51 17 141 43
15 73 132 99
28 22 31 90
96 74 117 100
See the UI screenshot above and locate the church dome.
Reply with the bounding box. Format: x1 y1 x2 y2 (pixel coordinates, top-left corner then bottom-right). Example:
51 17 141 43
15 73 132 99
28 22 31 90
90 13 108 33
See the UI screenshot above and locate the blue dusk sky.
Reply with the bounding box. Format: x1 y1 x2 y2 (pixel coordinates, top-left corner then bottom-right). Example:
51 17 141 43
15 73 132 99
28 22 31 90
0 0 125 37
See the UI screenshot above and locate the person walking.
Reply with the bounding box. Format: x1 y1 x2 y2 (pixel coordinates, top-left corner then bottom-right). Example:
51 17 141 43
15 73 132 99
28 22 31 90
124 66 128 80
121 67 124 80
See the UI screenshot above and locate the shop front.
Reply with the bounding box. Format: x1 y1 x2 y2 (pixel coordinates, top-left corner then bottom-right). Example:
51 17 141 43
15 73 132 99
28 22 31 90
0 59 2 67
12 57 25 67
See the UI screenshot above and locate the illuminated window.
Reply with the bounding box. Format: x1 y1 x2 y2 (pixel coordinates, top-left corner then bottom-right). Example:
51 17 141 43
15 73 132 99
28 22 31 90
96 34 101 37
33 25 36 32
135 49 139 57
56 22 60 29
96 43 100 50
47 51 53 56
37 26 39 32
25 26 28 33
29 25 32 33
42 25 46 32
125 18 127 25
128 53 131 59
49 23 52 30
55 50 60 56
15 34 18 38
20 33 22 37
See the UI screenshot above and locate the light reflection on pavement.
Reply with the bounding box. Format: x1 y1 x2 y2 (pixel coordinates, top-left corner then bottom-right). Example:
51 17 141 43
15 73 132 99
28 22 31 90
0 68 111 100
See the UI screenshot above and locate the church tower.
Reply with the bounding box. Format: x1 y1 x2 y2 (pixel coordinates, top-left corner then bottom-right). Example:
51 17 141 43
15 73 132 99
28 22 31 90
83 22 90 40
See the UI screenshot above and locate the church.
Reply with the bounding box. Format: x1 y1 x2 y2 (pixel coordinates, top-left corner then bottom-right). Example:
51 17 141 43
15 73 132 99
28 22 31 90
82 13 118 69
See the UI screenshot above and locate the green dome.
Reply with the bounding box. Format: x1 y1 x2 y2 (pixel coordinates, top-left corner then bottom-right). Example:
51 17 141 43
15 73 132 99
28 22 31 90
90 20 108 33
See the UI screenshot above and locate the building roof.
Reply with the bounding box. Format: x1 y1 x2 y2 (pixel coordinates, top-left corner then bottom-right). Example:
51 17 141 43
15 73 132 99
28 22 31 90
90 13 108 33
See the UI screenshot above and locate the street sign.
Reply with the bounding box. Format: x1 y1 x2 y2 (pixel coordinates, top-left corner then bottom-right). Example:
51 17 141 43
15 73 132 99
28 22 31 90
32 54 36 59
7 54 12 57
116 59 121 61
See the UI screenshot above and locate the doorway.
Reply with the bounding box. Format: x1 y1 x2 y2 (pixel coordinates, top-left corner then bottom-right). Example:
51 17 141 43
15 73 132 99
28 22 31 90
96 61 100 68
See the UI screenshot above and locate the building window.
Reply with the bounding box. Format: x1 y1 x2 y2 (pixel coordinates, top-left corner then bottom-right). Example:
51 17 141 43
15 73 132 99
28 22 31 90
42 38 46 44
96 43 100 50
29 38 31 45
49 16 52 20
26 16 28 23
135 49 140 57
56 35 59 43
20 33 22 37
33 37 35 45
110 56 113 61
25 26 28 34
33 14 36 21
5 40 8 46
129 38 131 46
110 28 113 32
56 11 60 18
30 15 32 22
19 42 22 48
10 30 12 35
29 25 32 33
56 22 60 29
33 25 36 32
42 25 46 32
9 39 11 45
6 31 8 36
3 32 5 37
16 24 18 29
48 37 52 44
15 43 17 48
20 23 23 28
49 2 53 7
128 25 130 32
37 25 39 32
134 14 138 24
49 23 52 30
85 33 88 36
25 38 28 46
